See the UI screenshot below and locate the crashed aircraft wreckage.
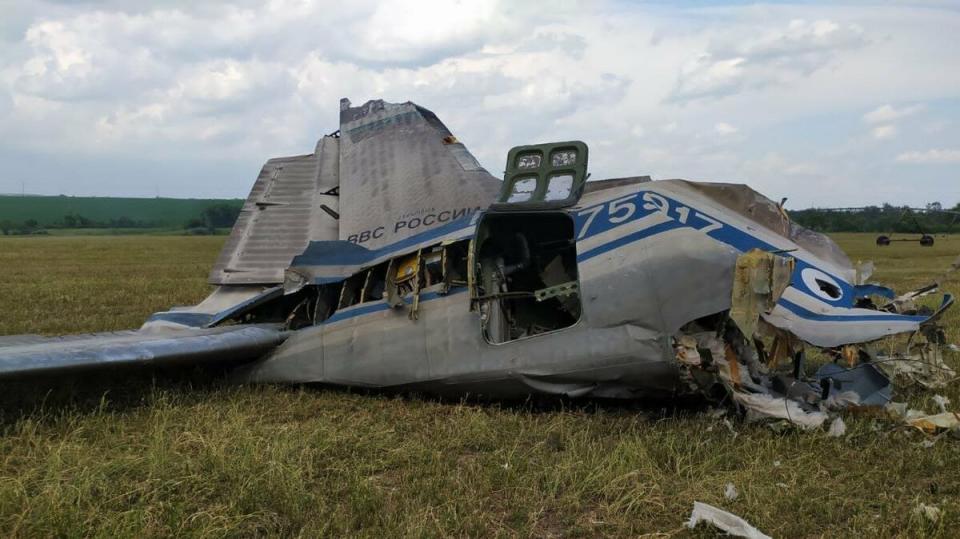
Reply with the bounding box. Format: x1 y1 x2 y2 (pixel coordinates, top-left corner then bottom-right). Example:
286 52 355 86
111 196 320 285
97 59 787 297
1 98 955 430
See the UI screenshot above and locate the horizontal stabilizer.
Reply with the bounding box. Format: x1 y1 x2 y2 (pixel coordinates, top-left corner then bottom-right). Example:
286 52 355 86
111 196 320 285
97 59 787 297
0 325 288 379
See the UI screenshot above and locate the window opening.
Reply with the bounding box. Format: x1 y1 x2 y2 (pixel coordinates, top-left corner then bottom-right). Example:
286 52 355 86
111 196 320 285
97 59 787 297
338 271 367 309
361 262 388 303
473 212 581 343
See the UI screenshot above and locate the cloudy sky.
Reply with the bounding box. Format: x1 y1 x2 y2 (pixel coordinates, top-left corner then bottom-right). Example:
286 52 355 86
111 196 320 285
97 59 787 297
1 0 958 208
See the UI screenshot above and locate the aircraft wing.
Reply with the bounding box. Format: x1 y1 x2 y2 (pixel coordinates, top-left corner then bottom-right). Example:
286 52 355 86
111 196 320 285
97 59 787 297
0 325 287 379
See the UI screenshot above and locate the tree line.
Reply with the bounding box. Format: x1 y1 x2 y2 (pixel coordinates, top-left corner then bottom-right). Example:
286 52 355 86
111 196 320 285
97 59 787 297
0 203 241 235
2 200 958 236
789 202 960 234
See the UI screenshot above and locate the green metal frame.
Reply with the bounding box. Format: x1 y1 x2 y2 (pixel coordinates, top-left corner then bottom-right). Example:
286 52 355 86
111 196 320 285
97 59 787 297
494 140 589 210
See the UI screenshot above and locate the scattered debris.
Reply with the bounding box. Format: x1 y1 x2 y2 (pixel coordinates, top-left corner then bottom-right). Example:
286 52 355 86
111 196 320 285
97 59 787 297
686 502 771 539
733 391 827 430
722 418 739 438
876 332 956 390
933 394 951 414
887 402 960 434
913 502 943 523
674 248 958 436
724 483 739 501
907 412 960 434
828 416 847 437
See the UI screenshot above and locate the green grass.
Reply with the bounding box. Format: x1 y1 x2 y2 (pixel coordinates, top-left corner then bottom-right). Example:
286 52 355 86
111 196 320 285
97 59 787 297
0 233 958 537
0 195 242 228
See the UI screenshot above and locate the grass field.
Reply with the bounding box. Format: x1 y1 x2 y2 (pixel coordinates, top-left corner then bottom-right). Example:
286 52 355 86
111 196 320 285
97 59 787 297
0 233 958 537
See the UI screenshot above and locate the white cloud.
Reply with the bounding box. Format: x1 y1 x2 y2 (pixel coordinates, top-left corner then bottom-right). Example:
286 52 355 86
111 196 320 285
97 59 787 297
714 122 738 135
863 103 923 124
672 18 867 101
895 149 960 163
871 124 897 139
0 1 959 206
348 0 511 65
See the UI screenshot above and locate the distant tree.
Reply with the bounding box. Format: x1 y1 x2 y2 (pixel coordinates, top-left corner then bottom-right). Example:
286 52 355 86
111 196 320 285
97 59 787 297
200 203 242 229
110 216 136 228
0 220 12 235
185 217 207 230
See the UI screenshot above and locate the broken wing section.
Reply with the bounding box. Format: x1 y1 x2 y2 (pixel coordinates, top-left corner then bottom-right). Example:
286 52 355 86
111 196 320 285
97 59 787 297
0 325 287 379
208 136 341 285
337 98 501 250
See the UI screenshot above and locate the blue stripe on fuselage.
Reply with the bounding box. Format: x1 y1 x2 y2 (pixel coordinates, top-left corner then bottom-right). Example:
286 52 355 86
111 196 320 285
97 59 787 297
776 298 927 323
573 190 778 262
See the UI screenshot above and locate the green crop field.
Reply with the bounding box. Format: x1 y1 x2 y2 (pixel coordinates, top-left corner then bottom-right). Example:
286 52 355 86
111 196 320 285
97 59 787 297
0 234 958 537
0 195 243 229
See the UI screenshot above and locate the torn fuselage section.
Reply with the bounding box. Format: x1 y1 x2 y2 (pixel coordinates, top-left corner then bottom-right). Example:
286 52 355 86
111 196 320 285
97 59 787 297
674 247 955 429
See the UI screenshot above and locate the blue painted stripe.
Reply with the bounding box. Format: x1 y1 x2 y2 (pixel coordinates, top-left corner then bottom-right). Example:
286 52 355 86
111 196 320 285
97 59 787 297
574 191 779 263
776 298 927 323
577 220 683 261
293 218 476 270
854 284 897 299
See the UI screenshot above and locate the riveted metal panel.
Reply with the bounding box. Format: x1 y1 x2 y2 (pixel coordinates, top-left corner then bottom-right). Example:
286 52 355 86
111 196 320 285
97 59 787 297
208 137 341 284
337 99 501 250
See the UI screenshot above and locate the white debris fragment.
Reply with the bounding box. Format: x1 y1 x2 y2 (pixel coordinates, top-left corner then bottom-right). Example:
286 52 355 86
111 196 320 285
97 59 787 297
947 344 960 353
824 390 860 410
828 416 847 438
708 407 727 418
733 391 828 429
686 501 771 539
724 483 739 501
933 394 951 414
723 418 739 438
914 502 943 523
921 439 937 449
773 460 781 468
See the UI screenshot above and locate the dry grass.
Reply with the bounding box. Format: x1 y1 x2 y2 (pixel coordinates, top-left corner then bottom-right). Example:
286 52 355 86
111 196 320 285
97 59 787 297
0 233 958 537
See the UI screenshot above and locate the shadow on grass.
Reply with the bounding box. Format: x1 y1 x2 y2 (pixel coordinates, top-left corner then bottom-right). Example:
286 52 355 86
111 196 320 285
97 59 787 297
0 364 715 426
0 364 240 424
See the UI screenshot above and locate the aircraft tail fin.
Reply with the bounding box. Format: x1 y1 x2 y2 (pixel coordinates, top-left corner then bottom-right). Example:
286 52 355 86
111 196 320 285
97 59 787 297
208 98 500 284
208 136 341 285
336 98 501 250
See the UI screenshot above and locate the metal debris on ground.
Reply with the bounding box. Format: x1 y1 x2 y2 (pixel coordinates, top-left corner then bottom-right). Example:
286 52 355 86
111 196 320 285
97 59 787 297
673 248 959 435
686 502 771 539
933 394 951 413
914 503 943 523
886 402 960 434
828 416 847 437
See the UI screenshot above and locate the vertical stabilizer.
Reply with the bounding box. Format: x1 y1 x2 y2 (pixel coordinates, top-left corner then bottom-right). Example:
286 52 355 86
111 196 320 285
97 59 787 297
337 98 501 250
